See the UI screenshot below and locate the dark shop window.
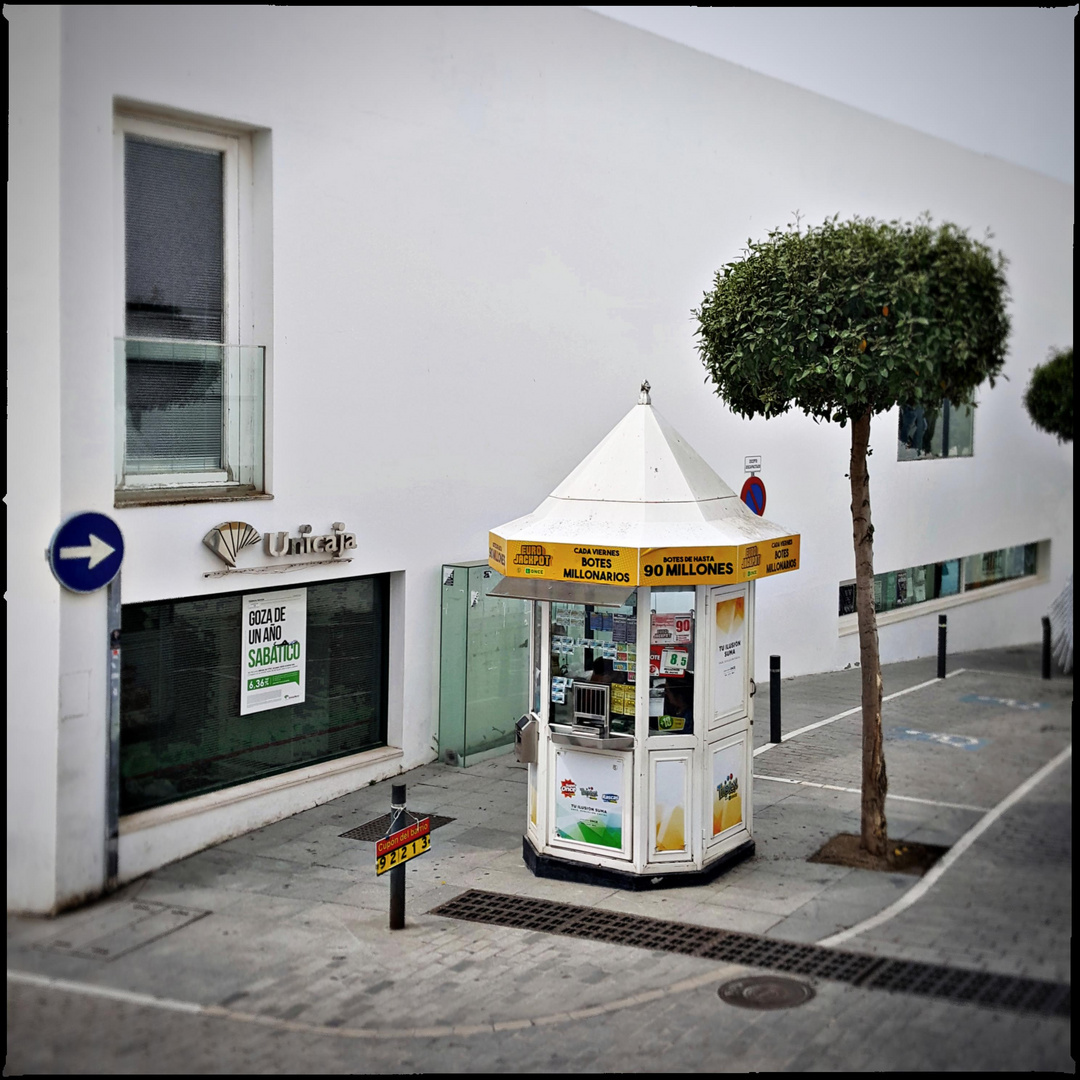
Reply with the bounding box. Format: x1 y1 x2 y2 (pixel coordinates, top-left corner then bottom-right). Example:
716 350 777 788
120 575 389 814
838 543 1038 617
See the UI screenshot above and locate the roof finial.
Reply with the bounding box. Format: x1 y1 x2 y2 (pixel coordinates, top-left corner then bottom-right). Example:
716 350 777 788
639 380 651 405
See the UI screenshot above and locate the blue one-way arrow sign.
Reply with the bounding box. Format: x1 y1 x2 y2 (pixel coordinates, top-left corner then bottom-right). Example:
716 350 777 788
48 512 124 592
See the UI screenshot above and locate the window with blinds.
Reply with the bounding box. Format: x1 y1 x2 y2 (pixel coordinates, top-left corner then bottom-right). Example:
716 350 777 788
115 111 265 496
124 135 226 473
120 576 389 815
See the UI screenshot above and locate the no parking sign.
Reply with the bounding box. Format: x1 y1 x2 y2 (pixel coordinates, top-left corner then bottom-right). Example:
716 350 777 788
740 475 766 516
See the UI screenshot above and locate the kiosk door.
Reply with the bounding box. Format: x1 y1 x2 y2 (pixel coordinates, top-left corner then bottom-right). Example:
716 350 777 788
707 583 751 730
703 582 752 856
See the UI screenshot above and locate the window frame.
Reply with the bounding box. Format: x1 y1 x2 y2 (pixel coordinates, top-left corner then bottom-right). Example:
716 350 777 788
114 111 259 495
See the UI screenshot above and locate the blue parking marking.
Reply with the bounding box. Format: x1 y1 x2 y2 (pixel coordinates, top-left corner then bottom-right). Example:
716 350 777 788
886 727 988 750
959 693 1048 712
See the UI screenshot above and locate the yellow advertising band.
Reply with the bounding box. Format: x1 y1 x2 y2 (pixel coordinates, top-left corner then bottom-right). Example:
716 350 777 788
488 534 800 586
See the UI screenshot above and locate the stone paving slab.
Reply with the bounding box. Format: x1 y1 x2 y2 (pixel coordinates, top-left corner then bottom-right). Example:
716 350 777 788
7 645 1072 1072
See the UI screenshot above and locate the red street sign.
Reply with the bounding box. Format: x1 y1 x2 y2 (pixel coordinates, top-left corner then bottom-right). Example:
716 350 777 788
376 816 431 858
376 817 431 875
740 475 766 516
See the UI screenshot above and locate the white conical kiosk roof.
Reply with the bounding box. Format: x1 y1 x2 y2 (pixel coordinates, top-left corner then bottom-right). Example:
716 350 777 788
489 385 801 589
550 397 738 504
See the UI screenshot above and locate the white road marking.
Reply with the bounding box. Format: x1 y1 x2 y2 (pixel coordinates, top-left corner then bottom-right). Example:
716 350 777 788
753 773 989 813
815 743 1072 948
6 970 202 1013
6 964 735 1039
754 668 968 756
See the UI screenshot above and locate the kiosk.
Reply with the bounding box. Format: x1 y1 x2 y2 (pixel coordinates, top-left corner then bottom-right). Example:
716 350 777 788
492 384 800 888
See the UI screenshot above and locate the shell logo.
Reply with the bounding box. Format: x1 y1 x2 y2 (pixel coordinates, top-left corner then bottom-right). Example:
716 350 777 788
202 522 261 567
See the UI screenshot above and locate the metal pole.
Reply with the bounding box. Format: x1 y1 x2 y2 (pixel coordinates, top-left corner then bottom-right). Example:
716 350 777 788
937 614 947 679
106 572 122 891
1041 616 1052 680
769 655 781 744
389 783 406 930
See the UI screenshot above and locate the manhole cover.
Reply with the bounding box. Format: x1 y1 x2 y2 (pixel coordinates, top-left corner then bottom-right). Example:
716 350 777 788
718 975 816 1010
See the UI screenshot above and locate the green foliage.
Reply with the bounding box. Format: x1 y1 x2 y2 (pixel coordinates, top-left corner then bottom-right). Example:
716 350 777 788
694 215 1011 425
1023 347 1073 442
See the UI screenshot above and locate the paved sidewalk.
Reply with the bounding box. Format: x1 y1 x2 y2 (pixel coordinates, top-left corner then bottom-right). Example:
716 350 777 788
6 646 1073 1073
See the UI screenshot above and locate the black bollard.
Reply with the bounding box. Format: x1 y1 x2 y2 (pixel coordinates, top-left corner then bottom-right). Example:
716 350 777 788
937 614 947 679
1041 616 1052 680
389 783 406 930
770 655 781 744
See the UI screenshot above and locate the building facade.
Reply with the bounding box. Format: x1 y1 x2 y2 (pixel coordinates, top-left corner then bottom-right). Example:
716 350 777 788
8 5 1073 914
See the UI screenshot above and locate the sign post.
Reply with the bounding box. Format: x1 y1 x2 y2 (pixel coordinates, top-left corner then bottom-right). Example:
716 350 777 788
48 513 126 896
377 784 431 929
389 785 406 930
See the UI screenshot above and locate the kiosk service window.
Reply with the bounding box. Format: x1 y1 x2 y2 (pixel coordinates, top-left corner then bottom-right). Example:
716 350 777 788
550 598 637 736
649 586 695 735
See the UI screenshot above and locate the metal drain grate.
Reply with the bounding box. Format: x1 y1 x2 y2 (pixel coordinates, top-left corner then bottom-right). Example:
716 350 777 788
340 813 455 842
429 889 1070 1019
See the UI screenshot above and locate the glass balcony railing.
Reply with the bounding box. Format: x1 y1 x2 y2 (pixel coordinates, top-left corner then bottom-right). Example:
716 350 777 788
115 338 265 491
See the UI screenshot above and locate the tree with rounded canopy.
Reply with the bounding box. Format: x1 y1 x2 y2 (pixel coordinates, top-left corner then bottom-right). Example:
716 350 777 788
1023 346 1072 443
694 215 1010 856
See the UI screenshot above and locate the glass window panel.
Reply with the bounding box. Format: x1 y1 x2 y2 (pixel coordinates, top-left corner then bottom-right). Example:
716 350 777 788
125 135 224 342
911 564 929 604
1005 545 1027 580
898 404 934 460
649 586 695 735
894 567 911 607
924 409 944 458
550 595 638 736
965 549 1007 591
946 400 975 457
986 549 1006 585
124 340 223 472
838 583 856 616
962 552 983 590
462 565 530 762
937 559 961 597
532 601 542 714
1023 543 1038 576
898 399 974 460
876 571 897 611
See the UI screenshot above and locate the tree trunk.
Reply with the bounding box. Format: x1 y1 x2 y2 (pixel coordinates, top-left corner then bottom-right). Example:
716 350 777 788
849 408 887 855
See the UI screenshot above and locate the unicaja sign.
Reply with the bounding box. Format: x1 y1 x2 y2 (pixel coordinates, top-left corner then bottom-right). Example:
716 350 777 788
264 523 357 558
203 522 357 568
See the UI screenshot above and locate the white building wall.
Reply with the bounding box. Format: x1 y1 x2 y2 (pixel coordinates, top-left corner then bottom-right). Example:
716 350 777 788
7 4 63 913
8 5 1072 911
